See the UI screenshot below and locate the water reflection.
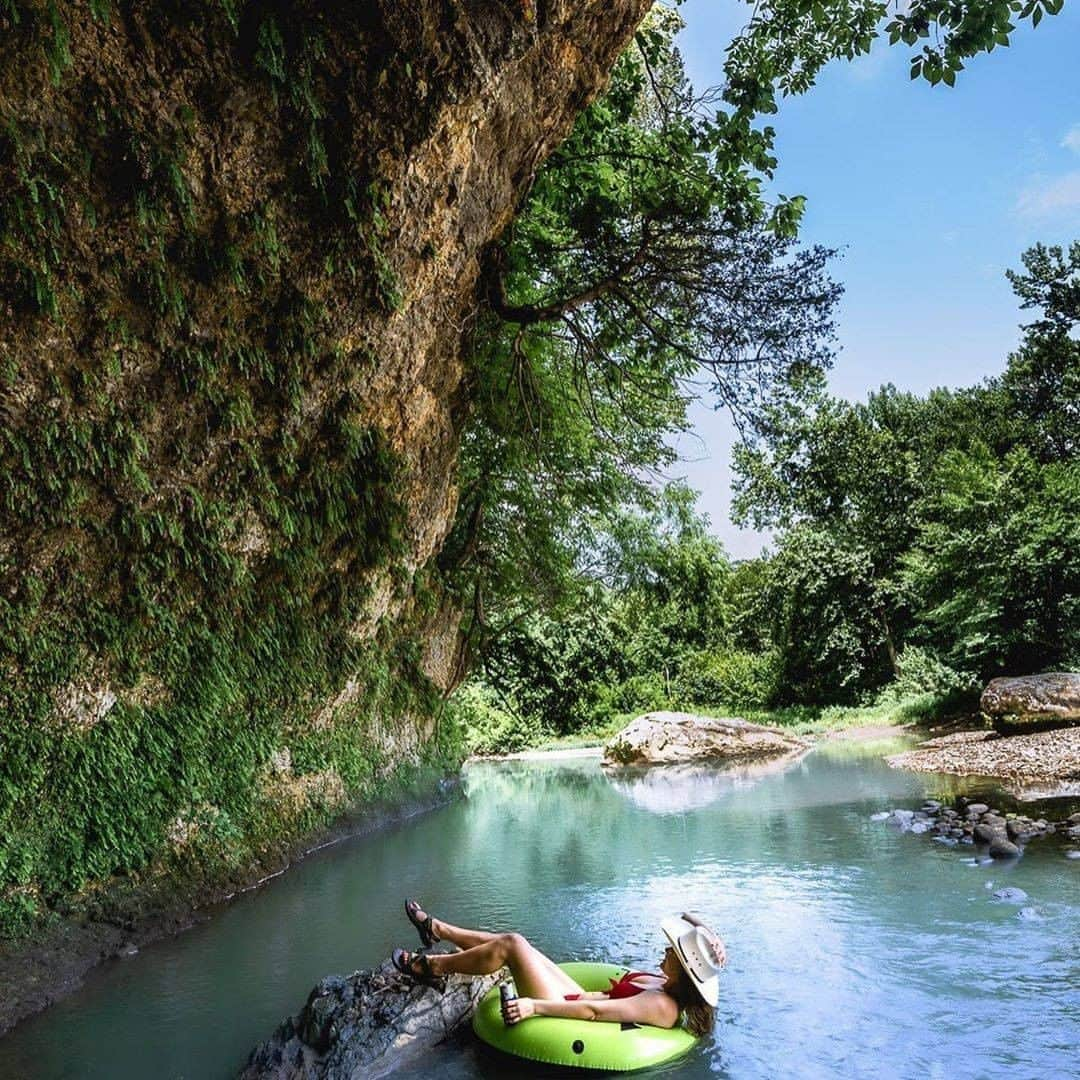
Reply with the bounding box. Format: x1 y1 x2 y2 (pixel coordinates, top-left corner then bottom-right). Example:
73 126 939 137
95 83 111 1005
604 750 811 815
0 746 1077 1080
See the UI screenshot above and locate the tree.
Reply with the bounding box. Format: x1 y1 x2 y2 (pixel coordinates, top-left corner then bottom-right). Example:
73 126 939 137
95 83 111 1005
442 8 840 655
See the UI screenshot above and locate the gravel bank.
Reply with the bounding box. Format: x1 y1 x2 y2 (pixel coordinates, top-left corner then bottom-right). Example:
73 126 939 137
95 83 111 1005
886 726 1080 796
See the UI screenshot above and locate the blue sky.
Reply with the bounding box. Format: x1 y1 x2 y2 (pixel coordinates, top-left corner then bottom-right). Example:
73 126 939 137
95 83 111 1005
667 0 1080 557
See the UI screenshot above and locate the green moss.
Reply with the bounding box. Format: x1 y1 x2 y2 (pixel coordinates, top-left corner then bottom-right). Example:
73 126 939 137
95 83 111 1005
0 0 465 941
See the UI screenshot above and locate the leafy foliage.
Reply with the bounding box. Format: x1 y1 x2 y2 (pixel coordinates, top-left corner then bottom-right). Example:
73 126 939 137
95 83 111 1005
443 8 841 662
731 243 1080 697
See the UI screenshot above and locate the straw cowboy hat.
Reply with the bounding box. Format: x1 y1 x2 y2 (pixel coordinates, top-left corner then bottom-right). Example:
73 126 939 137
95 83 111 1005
660 914 725 1006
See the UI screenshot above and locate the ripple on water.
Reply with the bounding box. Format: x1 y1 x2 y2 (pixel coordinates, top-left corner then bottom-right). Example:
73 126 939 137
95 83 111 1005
0 753 1077 1080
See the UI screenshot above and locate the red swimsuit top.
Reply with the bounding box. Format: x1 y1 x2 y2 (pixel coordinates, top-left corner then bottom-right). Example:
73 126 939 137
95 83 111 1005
565 971 660 1001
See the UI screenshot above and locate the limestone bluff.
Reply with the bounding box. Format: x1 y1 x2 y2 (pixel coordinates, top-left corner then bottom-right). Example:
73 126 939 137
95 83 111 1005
0 0 650 939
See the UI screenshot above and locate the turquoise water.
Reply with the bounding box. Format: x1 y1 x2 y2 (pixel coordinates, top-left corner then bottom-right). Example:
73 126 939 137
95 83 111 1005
0 737 1077 1079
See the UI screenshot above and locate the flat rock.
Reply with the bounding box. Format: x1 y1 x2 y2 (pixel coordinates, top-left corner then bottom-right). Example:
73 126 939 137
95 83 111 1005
602 711 809 767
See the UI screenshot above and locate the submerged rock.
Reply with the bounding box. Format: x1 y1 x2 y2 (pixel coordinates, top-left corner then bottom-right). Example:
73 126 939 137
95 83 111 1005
991 887 1029 904
239 956 500 1079
602 711 808 767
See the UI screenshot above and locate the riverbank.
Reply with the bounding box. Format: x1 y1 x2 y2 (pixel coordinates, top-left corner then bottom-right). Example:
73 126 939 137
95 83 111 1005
886 726 1080 799
478 692 955 758
0 772 460 1037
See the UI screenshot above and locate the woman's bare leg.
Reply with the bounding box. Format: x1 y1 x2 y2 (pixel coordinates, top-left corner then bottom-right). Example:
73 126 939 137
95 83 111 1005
424 933 583 1000
429 915 498 951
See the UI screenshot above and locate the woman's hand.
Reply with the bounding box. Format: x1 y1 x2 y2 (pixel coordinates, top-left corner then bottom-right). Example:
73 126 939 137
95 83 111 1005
502 996 536 1025
708 937 727 968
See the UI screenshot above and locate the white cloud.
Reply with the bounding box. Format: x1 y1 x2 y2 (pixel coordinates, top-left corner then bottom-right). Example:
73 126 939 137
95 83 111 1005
1016 171 1080 220
1062 125 1080 155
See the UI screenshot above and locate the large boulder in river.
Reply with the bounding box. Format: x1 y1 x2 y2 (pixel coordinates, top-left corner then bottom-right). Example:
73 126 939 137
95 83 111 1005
981 673 1080 733
603 711 809 767
239 955 500 1079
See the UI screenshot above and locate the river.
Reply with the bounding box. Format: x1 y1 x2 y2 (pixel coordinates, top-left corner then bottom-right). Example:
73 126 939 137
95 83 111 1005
0 734 1077 1079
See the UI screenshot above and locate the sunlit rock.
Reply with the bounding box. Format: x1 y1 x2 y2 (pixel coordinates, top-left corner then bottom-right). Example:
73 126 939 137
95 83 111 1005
602 711 809 767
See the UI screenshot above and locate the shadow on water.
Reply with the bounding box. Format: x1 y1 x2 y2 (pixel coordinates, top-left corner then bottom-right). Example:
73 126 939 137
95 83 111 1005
0 743 1077 1079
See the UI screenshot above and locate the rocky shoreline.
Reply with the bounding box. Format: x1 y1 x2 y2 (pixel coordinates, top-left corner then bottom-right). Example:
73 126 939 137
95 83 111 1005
874 795 1080 861
0 778 460 1038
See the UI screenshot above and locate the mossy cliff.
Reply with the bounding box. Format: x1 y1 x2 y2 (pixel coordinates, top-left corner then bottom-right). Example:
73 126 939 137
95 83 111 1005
0 0 648 937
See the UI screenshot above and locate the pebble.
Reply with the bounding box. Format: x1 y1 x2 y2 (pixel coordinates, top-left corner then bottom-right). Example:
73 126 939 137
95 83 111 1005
1066 850 1080 861
1017 907 1042 921
870 811 890 822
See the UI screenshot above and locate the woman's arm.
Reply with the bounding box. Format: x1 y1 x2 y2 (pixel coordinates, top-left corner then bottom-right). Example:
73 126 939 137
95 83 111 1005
504 993 679 1028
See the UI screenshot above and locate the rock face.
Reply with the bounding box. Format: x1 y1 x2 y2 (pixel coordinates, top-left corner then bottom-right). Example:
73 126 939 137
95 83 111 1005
240 957 501 1080
0 0 650 941
603 711 809 767
981 673 1080 732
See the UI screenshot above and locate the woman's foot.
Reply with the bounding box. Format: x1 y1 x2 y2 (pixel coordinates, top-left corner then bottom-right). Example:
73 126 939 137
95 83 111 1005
405 898 440 947
392 947 439 986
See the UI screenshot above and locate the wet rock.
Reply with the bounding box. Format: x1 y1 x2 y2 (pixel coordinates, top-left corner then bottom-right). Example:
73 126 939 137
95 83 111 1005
240 955 500 1079
1017 907 1043 921
870 811 890 821
988 837 1022 860
974 822 1006 844
966 803 990 817
1065 850 1080 860
991 887 1029 904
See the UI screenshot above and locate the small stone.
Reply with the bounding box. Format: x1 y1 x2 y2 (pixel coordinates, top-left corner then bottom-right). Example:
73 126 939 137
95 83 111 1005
1065 850 1080 860
1017 907 1042 921
870 811 890 822
967 803 989 816
1068 812 1080 825
922 800 942 812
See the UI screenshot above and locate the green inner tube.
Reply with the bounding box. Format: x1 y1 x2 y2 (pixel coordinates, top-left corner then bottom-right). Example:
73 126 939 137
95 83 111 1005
472 961 698 1072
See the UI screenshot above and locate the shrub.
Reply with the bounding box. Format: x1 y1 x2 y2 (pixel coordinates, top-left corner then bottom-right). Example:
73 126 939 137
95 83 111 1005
674 648 776 709
447 681 546 756
876 646 978 703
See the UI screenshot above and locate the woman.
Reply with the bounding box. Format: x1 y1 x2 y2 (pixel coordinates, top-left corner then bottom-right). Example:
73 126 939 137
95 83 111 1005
393 901 725 1037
